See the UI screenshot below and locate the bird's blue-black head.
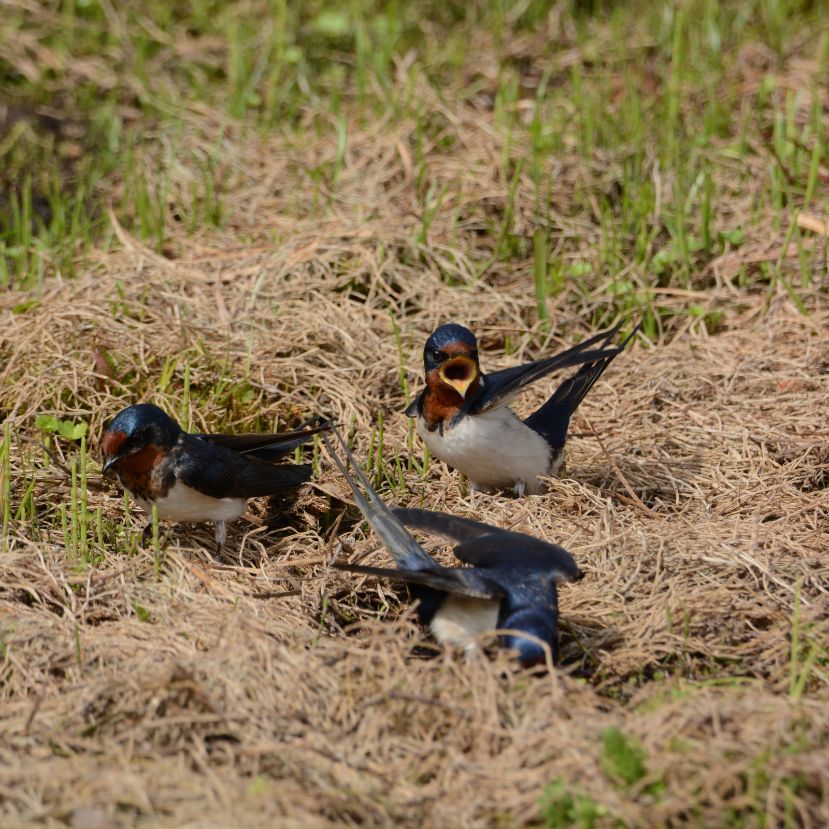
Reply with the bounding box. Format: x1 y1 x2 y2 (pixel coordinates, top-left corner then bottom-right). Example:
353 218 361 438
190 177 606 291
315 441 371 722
424 323 477 358
423 324 480 400
102 403 182 474
499 607 559 668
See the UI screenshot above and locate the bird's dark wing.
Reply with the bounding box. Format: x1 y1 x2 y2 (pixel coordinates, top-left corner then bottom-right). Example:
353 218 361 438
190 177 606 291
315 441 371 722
323 428 435 571
404 391 424 418
524 323 639 448
333 562 503 600
466 326 624 416
177 435 311 499
393 507 501 542
196 419 333 460
392 508 580 582
451 531 581 583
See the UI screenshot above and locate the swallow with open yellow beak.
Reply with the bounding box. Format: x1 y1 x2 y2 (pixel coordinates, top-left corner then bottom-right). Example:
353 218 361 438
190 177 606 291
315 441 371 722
405 321 637 495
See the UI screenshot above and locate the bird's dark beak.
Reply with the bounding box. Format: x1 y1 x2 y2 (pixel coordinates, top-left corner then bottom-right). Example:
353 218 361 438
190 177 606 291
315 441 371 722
438 355 478 399
102 455 118 476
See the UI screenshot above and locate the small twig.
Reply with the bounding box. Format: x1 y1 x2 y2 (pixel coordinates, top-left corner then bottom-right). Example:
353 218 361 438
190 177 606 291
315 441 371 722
797 213 829 238
368 691 472 717
20 438 110 491
26 439 71 476
250 589 301 600
583 417 657 518
600 488 657 513
767 142 798 186
24 692 45 735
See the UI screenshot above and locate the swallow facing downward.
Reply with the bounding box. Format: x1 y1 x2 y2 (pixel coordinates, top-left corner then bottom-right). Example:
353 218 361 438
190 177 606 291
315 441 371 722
405 321 637 495
323 428 581 667
101 403 330 557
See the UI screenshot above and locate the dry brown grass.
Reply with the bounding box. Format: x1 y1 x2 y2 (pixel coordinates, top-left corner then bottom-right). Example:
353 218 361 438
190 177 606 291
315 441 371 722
2 33 829 828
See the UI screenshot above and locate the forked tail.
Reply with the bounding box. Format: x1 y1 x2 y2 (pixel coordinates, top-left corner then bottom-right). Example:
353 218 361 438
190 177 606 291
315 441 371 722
524 321 639 449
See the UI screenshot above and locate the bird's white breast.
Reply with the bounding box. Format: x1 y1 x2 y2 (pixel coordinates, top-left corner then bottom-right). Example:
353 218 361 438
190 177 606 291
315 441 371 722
418 407 552 494
131 483 246 524
429 595 500 650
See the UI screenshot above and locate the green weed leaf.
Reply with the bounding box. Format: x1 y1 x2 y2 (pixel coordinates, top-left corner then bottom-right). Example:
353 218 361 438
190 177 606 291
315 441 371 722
539 780 606 829
35 415 60 434
310 11 350 36
601 727 647 786
58 421 88 440
36 416 88 441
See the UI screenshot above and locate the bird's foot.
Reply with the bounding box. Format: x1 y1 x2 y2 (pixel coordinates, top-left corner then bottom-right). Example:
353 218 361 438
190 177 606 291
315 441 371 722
462 641 483 663
141 521 155 548
213 520 228 562
141 520 169 551
548 450 565 478
512 480 526 497
468 480 494 494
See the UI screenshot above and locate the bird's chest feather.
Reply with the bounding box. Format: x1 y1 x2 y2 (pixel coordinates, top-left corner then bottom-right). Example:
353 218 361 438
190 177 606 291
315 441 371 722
132 482 246 523
115 445 245 523
417 407 551 492
114 446 173 502
419 384 466 433
429 595 500 650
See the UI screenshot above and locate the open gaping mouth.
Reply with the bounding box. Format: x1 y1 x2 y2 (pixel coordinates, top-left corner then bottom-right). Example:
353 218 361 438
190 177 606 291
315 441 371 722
443 361 473 381
438 355 478 398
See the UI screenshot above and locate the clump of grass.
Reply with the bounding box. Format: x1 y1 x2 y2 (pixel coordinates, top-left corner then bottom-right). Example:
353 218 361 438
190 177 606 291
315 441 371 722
600 727 647 787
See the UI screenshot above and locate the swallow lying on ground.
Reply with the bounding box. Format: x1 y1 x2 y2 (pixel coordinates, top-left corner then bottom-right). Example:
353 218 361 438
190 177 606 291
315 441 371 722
405 320 637 495
323 428 581 667
101 403 330 557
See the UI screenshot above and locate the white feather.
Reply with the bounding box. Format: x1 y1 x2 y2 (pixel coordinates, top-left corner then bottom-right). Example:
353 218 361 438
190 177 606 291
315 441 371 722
429 595 500 650
417 407 553 494
130 483 246 524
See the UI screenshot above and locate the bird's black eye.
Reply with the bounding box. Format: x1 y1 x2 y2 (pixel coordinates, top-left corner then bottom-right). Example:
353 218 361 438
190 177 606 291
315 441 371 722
429 348 444 363
125 425 151 447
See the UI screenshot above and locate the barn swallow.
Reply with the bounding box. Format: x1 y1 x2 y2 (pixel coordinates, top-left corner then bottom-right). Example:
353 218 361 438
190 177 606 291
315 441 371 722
405 321 637 495
101 403 330 557
323 428 581 667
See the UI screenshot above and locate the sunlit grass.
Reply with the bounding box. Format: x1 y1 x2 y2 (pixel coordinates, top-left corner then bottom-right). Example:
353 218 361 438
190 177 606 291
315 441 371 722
0 0 826 313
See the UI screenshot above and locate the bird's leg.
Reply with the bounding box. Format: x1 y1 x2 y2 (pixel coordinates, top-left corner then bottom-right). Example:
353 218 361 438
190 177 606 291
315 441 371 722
141 521 154 548
463 641 483 663
512 480 526 498
548 448 566 478
213 520 227 560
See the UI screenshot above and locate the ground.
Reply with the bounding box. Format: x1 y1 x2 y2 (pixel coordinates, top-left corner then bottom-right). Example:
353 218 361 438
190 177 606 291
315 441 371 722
0 1 828 827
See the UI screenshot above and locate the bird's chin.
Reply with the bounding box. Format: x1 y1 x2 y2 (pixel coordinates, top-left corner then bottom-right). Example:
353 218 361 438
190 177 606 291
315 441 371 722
102 452 131 477
102 467 125 488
